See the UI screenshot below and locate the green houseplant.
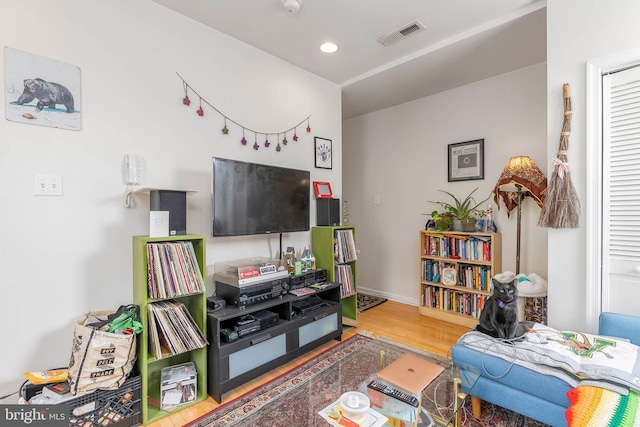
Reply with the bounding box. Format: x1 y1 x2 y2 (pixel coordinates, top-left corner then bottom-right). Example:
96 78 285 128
430 188 490 232
428 210 453 231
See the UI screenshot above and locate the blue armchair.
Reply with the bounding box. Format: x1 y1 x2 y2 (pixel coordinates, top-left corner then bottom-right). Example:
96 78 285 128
451 312 640 427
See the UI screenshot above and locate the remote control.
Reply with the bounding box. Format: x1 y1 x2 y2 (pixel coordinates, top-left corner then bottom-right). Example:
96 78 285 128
367 380 420 407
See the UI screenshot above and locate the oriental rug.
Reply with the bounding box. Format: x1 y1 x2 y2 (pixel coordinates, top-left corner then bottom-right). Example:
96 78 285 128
357 293 388 313
186 333 549 427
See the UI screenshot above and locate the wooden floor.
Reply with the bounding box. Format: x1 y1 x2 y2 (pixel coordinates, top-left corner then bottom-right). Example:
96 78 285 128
148 300 471 427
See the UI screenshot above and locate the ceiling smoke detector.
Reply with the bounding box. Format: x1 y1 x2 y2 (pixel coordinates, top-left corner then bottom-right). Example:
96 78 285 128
377 19 426 46
282 0 301 14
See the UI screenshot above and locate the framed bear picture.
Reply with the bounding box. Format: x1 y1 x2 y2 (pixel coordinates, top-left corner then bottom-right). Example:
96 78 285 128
4 47 82 130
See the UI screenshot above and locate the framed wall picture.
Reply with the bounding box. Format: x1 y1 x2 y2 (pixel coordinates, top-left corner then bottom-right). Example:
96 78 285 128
313 181 333 199
448 139 484 182
441 268 457 286
314 137 332 169
4 47 82 130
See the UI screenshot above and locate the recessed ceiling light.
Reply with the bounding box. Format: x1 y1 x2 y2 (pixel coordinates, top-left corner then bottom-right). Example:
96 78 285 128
320 42 338 53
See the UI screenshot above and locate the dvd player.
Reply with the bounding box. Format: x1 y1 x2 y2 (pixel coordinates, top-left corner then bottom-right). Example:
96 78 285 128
291 295 330 315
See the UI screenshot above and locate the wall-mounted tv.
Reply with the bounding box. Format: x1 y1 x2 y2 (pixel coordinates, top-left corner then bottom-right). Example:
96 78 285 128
212 157 310 237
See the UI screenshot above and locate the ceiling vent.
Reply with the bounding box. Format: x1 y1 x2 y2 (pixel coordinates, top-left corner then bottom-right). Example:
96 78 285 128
376 20 425 46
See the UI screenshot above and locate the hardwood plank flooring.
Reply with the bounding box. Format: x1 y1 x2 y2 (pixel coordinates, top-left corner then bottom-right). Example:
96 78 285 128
147 300 472 427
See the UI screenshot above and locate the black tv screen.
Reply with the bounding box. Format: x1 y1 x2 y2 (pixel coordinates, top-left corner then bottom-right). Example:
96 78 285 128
212 158 310 236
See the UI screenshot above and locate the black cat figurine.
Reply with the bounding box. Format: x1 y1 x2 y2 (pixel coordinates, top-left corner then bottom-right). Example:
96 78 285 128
476 277 521 339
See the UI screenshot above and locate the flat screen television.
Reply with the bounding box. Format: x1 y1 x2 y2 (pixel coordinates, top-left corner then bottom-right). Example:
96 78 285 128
211 157 310 236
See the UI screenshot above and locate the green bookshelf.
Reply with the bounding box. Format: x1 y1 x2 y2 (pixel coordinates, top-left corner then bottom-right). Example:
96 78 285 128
311 226 358 323
132 234 208 425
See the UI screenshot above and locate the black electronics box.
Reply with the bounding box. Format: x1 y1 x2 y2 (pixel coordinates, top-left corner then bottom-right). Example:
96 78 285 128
316 198 340 226
207 296 226 312
252 309 279 329
220 328 238 343
290 268 327 290
234 315 260 337
150 189 187 235
292 295 330 315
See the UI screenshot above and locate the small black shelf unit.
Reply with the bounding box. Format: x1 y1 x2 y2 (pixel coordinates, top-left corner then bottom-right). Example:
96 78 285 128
207 283 342 403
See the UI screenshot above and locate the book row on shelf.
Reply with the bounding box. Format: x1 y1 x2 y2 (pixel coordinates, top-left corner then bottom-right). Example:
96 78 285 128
146 242 206 299
334 229 358 264
335 264 356 298
424 233 492 262
423 285 486 319
421 260 492 291
148 299 207 360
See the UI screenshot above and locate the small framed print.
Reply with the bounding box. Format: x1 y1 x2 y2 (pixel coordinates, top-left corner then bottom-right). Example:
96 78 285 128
314 137 332 169
441 268 457 286
313 181 333 199
448 139 484 182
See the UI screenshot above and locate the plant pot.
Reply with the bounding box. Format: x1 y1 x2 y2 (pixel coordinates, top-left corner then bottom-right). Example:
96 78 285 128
460 218 476 232
435 214 453 231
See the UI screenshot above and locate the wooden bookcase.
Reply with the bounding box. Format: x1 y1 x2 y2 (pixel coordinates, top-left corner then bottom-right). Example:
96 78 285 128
419 230 501 328
312 226 358 323
132 234 208 425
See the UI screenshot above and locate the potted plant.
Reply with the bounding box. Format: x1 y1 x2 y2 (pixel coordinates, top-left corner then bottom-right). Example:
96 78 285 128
427 210 453 231
430 188 490 232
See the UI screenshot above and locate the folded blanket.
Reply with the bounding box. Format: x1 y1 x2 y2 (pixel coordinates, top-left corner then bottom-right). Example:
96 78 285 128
458 323 640 393
566 386 640 426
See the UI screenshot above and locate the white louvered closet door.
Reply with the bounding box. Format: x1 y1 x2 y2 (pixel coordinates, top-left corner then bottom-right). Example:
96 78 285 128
602 65 640 316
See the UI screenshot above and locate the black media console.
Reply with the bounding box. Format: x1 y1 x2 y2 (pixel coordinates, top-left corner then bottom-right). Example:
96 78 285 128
207 283 342 403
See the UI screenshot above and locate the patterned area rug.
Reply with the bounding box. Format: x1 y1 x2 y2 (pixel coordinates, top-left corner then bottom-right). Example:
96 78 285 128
357 293 388 313
186 334 550 427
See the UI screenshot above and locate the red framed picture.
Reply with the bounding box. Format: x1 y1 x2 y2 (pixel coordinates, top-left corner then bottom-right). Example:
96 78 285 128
313 181 333 199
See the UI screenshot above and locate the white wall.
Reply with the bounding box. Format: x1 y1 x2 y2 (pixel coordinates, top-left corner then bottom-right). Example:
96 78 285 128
546 2 640 331
343 63 547 305
0 0 341 398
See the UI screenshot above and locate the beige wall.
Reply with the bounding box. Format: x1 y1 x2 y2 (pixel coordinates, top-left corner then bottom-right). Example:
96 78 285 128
547 1 640 331
343 63 547 305
0 0 342 397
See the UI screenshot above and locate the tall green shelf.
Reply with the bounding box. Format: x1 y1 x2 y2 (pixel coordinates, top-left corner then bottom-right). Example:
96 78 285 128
132 234 208 425
312 226 358 323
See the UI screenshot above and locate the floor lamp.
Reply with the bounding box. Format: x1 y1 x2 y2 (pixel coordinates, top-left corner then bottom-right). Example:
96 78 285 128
493 156 547 275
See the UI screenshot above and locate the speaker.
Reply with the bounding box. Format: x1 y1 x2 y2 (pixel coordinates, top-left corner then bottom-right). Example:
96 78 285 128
150 190 187 235
317 198 340 226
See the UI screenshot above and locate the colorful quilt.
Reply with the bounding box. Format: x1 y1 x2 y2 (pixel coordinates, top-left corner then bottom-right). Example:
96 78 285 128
566 385 640 426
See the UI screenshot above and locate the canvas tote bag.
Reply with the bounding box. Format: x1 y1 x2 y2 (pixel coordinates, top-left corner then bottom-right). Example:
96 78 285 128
68 305 140 395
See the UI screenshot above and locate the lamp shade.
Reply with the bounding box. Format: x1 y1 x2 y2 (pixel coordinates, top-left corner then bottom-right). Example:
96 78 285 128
493 156 547 217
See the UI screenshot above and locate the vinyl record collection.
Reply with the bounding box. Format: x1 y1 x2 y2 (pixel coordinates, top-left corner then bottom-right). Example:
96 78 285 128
148 300 207 359
333 229 357 298
333 229 358 263
335 265 356 298
146 241 206 299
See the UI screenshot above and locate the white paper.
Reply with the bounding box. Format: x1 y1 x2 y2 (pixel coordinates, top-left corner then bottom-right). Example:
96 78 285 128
318 399 388 427
150 211 169 237
162 389 183 408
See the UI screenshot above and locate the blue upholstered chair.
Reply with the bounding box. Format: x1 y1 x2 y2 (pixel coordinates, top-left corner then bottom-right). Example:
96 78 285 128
451 312 640 427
